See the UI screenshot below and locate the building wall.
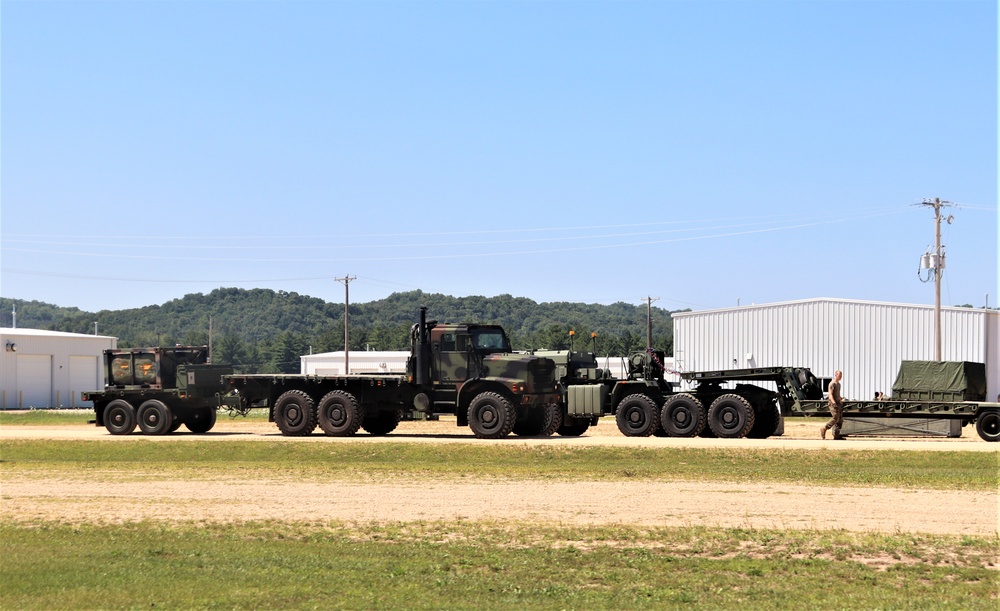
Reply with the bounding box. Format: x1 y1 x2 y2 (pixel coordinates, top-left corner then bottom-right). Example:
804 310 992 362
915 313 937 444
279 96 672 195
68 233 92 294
0 329 117 409
672 299 999 402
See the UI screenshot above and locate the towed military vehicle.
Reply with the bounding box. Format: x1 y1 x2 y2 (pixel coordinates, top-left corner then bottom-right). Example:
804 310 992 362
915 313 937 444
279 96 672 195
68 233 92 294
84 346 231 435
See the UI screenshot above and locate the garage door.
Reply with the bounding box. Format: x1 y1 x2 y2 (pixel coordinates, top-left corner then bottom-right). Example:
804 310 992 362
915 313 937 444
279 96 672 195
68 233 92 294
70 355 100 407
16 354 52 408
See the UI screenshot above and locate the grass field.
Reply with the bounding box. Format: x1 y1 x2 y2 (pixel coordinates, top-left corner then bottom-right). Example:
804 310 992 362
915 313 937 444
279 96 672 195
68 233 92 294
2 421 997 608
1 521 997 610
2 438 997 490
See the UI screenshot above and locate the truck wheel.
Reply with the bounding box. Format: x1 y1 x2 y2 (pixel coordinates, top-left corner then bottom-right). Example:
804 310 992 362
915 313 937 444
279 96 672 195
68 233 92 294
661 394 706 437
169 418 184 433
975 409 1000 442
362 409 402 436
539 402 563 436
513 403 563 437
317 391 363 436
185 407 217 434
104 400 137 435
467 392 516 439
708 394 755 438
274 390 317 436
747 401 780 439
557 418 591 436
137 399 174 435
616 394 660 437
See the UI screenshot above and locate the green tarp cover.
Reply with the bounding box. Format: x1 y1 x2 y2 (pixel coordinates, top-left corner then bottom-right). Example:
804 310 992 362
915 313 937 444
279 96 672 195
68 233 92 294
891 361 987 401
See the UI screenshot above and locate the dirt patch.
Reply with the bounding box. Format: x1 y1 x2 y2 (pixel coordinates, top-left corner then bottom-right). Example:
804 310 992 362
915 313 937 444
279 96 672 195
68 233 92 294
2 473 997 536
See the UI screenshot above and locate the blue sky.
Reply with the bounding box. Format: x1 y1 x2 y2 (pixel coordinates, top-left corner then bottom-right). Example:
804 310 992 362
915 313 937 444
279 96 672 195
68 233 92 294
2 1 996 314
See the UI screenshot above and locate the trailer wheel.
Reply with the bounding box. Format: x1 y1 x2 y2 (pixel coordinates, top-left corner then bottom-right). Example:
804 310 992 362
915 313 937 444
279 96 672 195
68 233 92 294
514 403 563 437
137 400 174 435
708 394 755 438
185 407 217 434
616 394 660 437
169 418 184 433
467 392 516 439
975 409 1000 442
317 391 363 436
661 394 706 437
104 399 137 435
557 418 591 436
362 409 402 436
274 390 317 436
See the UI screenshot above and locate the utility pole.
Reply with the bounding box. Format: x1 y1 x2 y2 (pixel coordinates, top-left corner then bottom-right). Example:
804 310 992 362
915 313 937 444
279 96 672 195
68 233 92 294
645 297 660 351
335 275 356 374
916 198 954 361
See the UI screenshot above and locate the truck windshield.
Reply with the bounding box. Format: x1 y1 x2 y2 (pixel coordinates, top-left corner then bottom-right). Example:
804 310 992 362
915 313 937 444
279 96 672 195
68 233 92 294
471 329 510 352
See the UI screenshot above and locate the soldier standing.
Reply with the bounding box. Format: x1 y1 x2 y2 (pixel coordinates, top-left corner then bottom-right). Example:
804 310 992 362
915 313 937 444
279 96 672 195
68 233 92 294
821 370 845 440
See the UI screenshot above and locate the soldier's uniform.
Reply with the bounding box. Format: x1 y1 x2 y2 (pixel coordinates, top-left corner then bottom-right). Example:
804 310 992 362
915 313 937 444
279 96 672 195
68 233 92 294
822 378 844 439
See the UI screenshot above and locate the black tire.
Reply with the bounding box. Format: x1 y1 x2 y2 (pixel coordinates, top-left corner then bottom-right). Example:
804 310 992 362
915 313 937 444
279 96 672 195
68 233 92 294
467 392 516 439
104 399 136 435
747 400 780 439
975 409 1000 442
362 409 402 436
660 394 706 437
137 399 174 435
513 403 563 437
557 418 591 437
708 394 755 438
273 390 317 436
616 394 660 437
185 407 217 434
317 391 363 436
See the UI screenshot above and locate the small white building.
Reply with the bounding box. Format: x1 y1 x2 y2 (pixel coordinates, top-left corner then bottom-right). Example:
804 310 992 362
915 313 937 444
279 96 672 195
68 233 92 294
0 328 117 409
300 349 680 384
301 351 411 376
672 298 1000 402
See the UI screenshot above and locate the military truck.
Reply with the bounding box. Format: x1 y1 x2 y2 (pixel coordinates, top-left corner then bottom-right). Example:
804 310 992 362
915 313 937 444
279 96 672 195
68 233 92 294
530 346 676 437
84 346 232 435
223 308 560 439
678 360 1000 442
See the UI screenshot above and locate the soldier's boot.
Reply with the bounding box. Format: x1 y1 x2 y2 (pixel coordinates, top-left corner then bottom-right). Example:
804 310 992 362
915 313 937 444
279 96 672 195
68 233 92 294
820 426 827 440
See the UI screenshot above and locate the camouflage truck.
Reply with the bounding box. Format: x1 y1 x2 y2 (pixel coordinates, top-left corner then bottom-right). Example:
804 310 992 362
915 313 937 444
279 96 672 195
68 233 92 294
679 360 1000 442
223 308 561 439
84 346 232 435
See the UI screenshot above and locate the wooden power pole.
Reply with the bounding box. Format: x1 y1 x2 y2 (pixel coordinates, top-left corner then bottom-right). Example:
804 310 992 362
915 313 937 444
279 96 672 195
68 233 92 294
335 275 356 373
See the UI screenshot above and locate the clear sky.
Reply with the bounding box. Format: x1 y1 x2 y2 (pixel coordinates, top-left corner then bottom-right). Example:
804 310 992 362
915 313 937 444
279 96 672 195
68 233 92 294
1 1 997 314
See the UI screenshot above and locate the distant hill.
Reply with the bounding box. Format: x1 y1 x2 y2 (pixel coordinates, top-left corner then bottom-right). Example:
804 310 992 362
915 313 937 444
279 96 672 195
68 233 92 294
0 289 686 373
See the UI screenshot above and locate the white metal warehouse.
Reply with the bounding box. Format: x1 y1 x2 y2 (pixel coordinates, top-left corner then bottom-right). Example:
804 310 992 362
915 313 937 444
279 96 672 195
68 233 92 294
671 298 999 403
0 328 117 409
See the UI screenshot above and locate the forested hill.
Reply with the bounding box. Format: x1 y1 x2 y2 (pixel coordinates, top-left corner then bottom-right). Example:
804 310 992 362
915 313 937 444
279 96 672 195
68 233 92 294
0 289 686 373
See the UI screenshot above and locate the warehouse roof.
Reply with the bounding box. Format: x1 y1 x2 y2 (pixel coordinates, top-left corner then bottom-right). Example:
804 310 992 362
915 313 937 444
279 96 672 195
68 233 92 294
671 297 996 317
0 327 117 340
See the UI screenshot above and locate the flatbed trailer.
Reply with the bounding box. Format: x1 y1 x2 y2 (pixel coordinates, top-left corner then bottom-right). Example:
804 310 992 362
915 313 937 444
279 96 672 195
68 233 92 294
680 362 1000 442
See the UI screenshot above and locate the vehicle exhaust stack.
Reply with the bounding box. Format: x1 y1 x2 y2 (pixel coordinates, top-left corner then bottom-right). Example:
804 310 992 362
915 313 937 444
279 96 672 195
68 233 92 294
415 306 430 386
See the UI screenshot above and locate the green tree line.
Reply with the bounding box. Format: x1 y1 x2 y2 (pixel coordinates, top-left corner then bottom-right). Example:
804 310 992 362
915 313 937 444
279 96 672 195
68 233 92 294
0 290 685 373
